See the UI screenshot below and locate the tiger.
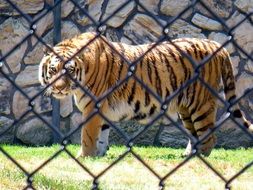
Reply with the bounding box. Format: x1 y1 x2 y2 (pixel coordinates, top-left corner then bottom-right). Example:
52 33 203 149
38 32 253 158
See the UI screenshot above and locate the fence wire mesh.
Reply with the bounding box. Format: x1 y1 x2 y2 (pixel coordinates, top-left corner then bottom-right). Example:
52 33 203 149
0 0 253 189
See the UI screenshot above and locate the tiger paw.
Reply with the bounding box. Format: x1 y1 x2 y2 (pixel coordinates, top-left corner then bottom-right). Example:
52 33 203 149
76 149 85 159
76 152 82 159
199 135 217 157
182 139 195 157
96 145 109 157
76 148 97 158
182 147 192 157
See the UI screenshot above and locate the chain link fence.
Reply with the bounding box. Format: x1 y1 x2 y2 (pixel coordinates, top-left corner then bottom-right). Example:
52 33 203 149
0 0 253 189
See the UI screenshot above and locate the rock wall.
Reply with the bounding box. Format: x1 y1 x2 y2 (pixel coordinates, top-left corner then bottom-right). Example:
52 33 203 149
0 0 252 148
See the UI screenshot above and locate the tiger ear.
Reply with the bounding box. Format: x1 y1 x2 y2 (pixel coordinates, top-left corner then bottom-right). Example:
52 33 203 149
43 44 52 55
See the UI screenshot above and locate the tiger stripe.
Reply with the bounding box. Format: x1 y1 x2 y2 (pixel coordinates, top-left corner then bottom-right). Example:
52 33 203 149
127 80 136 104
145 90 151 106
146 54 154 85
151 51 163 98
164 52 177 91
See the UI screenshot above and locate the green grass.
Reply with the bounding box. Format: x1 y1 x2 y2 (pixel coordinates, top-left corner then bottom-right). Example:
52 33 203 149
0 144 253 190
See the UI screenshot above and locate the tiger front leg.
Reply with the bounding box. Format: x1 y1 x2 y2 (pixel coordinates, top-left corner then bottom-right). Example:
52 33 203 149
183 139 195 157
96 124 110 156
183 133 216 157
77 115 102 158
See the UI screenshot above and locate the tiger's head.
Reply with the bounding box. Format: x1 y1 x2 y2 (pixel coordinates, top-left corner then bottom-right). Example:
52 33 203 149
38 46 84 99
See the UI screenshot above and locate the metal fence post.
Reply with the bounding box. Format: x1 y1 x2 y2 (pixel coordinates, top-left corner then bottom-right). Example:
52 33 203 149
52 0 62 143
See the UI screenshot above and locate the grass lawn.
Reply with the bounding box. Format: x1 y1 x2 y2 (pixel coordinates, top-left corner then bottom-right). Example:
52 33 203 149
0 144 252 190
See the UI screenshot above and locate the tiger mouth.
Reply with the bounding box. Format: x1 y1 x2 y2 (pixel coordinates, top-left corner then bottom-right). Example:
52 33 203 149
51 91 70 99
44 88 70 98
52 93 69 99
44 89 52 97
43 83 77 98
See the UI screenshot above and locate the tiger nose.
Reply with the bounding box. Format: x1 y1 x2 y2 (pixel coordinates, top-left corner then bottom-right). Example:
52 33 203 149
54 79 66 90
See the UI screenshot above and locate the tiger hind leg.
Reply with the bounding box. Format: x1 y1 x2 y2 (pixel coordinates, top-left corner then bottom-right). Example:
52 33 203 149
179 111 198 157
96 124 110 156
191 105 217 157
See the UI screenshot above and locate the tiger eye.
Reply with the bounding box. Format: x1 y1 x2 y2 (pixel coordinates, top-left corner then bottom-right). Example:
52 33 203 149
49 67 57 74
68 67 75 73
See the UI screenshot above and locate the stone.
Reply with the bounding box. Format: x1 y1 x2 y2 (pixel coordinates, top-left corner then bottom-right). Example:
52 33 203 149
61 0 75 18
124 14 166 44
31 11 53 46
16 117 53 145
196 0 233 18
227 11 253 58
75 15 90 27
24 43 45 65
0 116 14 143
216 119 252 148
236 72 253 98
109 121 159 146
159 118 253 149
138 0 159 15
160 0 191 17
44 0 74 18
86 0 103 22
250 101 253 111
208 32 235 54
166 19 206 39
236 88 253 115
191 13 222 30
59 120 70 135
105 28 120 42
15 66 40 87
0 0 44 15
234 0 253 13
69 112 84 144
12 87 52 119
230 56 240 76
24 31 53 65
245 60 253 73
158 124 188 148
61 21 80 40
120 37 133 45
60 96 73 118
0 77 12 115
75 0 103 26
103 0 135 28
0 17 27 73
24 21 79 65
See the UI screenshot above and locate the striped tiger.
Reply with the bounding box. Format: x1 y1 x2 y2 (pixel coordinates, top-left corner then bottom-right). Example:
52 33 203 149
38 32 253 157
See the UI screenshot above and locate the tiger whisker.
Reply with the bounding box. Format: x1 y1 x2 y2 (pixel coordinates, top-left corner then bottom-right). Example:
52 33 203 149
43 90 52 97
